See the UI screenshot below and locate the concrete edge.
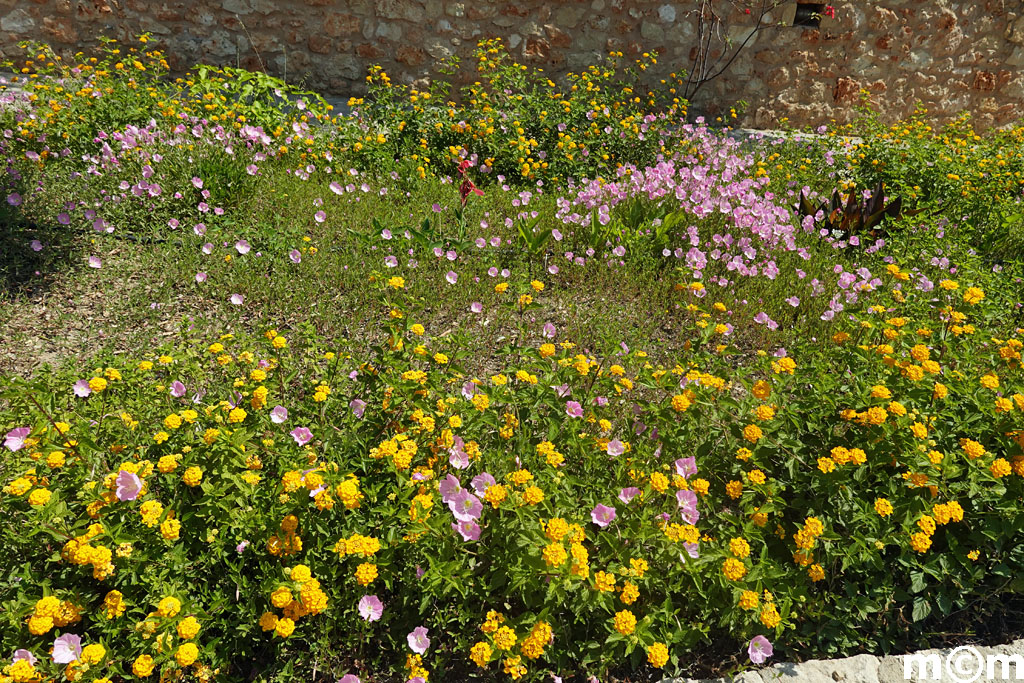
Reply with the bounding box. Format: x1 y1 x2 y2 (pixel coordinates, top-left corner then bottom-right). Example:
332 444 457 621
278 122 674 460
665 638 1024 683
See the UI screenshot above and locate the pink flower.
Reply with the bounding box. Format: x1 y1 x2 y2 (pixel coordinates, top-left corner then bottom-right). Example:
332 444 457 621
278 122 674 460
270 406 288 424
4 427 31 452
12 650 37 666
195 272 207 283
339 676 361 683
448 490 483 522
542 323 556 338
358 595 383 622
748 635 773 664
330 182 344 195
470 302 483 313
591 503 617 528
618 487 641 504
676 489 700 524
606 439 624 456
30 240 42 252
350 399 367 418
566 401 583 418
407 627 430 654
446 270 458 284
169 381 186 398
88 256 102 269
73 380 92 398
51 634 81 664
470 473 496 496
439 474 462 503
452 520 481 541
449 438 469 469
229 294 244 305
115 470 143 502
289 250 302 263
290 427 313 446
675 457 697 478
315 210 326 223
235 240 251 255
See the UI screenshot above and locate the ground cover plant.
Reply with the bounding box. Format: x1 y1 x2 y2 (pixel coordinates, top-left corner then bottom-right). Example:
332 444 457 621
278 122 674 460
2 35 1024 683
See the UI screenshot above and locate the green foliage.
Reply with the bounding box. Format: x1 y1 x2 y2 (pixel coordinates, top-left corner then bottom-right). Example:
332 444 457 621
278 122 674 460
1 271 1023 683
844 100 1024 258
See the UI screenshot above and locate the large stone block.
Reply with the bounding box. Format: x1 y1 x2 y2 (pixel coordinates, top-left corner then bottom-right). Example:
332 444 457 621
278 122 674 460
1007 45 1024 66
1009 15 1024 44
832 76 860 103
523 36 550 60
396 45 428 66
42 15 76 42
545 25 572 48
324 13 361 37
308 34 333 54
424 38 453 60
640 20 664 42
375 21 402 41
202 29 241 58
1 8 34 33
972 70 998 91
553 5 585 28
377 0 425 23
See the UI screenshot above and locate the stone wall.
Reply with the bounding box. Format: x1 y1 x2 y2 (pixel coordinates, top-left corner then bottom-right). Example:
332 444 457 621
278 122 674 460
1 0 1023 129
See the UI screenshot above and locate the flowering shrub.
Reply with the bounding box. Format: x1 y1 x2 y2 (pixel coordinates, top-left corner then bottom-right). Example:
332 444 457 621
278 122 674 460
3 25 1024 683
2 268 1023 682
344 39 686 184
836 102 1024 258
1 38 329 155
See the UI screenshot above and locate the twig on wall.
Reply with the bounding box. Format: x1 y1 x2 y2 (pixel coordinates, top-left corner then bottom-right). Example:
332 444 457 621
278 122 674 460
682 0 787 101
236 16 267 74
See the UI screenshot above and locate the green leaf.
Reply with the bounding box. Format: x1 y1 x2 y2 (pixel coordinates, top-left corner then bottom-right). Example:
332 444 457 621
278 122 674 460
936 592 952 615
911 597 931 622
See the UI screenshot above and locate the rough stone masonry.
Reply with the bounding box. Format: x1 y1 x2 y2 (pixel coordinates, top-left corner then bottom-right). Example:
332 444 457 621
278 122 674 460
1 0 1023 129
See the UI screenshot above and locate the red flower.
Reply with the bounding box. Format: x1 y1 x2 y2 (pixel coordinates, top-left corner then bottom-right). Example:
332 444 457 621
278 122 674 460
457 161 483 206
824 4 835 18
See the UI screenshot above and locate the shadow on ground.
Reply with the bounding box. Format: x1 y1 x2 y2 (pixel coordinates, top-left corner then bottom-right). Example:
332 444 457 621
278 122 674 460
0 204 81 300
